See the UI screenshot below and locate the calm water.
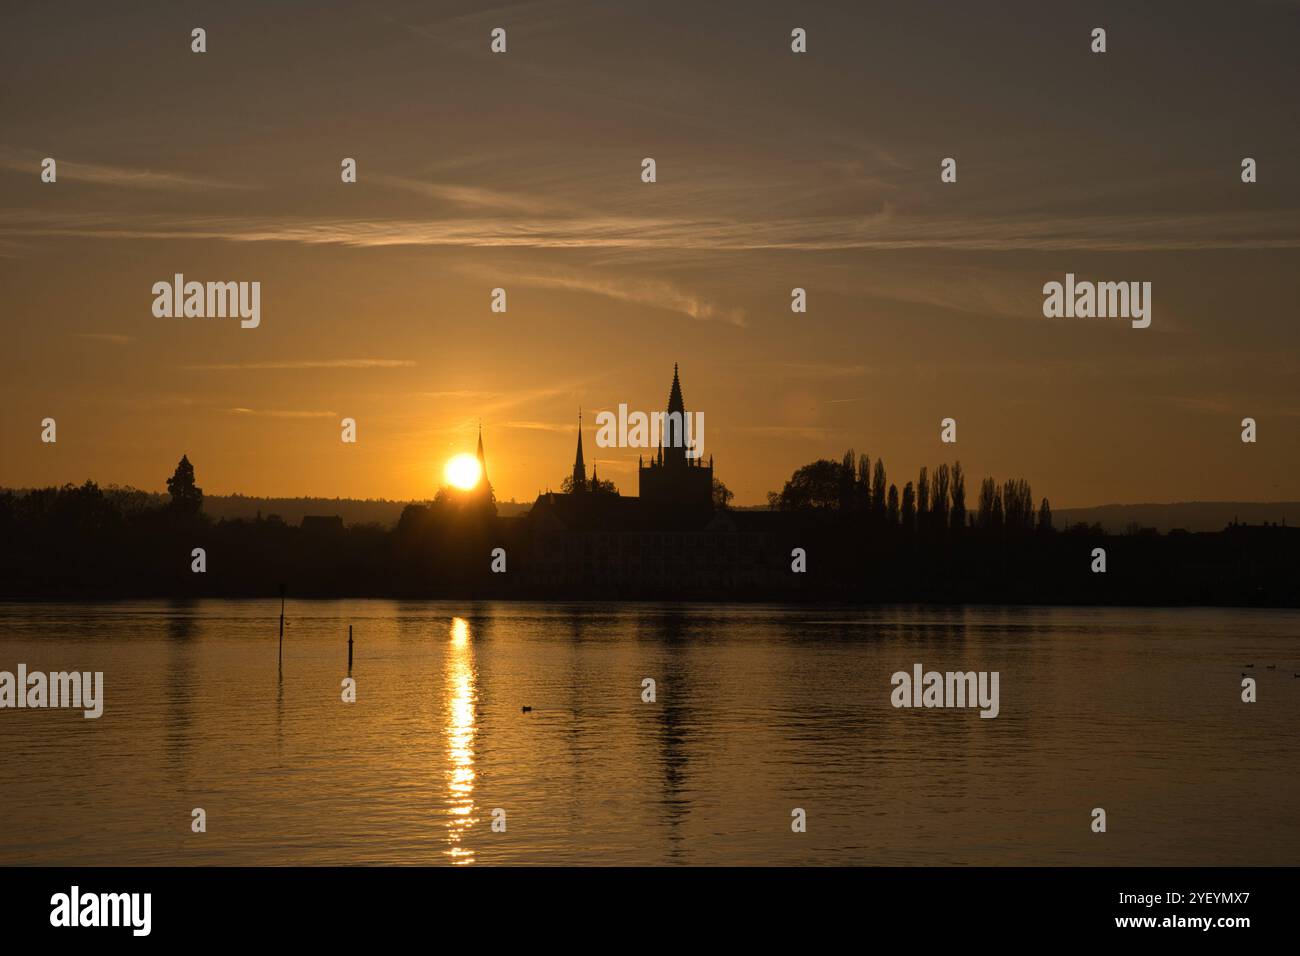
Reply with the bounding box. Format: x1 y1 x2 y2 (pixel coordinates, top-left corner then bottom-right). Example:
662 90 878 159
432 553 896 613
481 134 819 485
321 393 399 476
0 601 1297 866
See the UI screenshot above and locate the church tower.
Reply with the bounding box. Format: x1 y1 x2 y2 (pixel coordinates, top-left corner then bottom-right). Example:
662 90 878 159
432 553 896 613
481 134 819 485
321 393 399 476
638 363 714 525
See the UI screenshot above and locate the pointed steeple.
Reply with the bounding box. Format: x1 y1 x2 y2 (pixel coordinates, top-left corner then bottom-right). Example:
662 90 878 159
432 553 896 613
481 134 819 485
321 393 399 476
476 420 488 486
667 362 684 414
572 408 586 492
664 362 687 468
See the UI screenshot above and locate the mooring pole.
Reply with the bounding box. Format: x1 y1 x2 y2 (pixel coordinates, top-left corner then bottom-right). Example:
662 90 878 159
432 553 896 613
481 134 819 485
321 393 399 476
278 584 285 668
348 625 354 672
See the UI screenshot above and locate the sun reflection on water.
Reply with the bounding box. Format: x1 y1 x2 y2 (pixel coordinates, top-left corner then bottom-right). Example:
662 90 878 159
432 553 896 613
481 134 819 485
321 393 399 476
444 616 477 864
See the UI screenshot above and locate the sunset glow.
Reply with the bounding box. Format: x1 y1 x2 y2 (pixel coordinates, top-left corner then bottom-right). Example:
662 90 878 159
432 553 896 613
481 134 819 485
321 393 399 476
444 454 482 491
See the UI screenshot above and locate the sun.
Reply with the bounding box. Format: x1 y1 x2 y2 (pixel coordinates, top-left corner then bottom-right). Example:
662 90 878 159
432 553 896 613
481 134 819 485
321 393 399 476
444 453 482 491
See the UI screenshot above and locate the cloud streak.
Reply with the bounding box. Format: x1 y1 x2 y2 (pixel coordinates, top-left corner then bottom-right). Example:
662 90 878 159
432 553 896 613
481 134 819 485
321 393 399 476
5 209 1297 253
371 174 561 215
227 408 337 419
505 270 746 325
501 420 574 432
184 359 416 371
71 332 134 344
0 150 248 192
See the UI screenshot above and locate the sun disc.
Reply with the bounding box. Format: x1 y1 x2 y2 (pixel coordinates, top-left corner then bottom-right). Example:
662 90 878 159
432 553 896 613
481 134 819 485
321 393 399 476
444 453 482 491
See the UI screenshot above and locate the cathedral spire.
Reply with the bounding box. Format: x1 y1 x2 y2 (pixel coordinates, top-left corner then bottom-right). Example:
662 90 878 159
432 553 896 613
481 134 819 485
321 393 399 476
572 408 586 492
664 362 687 468
667 361 684 414
476 420 488 486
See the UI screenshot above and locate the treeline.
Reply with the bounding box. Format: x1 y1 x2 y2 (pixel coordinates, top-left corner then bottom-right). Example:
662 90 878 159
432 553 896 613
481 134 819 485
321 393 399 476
0 478 389 599
1 456 1296 605
768 452 1054 536
753 452 1294 604
0 454 505 598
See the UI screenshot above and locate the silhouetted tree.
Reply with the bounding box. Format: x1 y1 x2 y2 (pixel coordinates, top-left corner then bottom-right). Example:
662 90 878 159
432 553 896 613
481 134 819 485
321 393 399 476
773 459 843 511
1038 497 1053 533
1003 479 1033 532
871 459 887 522
856 454 871 511
901 481 916 535
950 462 967 532
932 464 950 532
712 477 734 510
917 467 930 529
840 450 857 513
887 483 900 527
561 474 617 495
977 477 996 530
166 455 203 516
433 482 498 515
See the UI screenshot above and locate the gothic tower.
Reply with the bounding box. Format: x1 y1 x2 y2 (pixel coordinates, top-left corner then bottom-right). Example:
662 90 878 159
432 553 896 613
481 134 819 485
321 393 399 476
638 363 714 525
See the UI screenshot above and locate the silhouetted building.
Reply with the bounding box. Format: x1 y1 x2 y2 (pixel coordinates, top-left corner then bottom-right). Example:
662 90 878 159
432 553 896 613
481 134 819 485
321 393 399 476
525 363 715 531
516 363 747 588
567 410 603 494
638 363 714 527
300 514 344 533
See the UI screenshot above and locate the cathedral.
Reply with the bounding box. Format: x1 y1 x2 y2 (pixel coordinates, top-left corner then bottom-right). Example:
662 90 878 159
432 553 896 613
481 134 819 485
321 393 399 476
536 363 716 530
636 363 714 521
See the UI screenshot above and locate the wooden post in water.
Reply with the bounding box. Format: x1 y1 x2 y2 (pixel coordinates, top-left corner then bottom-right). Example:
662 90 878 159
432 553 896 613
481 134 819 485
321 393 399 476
278 584 285 668
348 625 354 672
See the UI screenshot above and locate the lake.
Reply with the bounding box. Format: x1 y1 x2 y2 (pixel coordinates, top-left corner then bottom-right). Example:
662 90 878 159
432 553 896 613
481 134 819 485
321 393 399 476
1 601 1296 865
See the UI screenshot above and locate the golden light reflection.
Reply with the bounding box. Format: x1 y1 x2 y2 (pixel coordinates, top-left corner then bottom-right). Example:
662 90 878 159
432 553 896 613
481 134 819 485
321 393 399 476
444 616 477 864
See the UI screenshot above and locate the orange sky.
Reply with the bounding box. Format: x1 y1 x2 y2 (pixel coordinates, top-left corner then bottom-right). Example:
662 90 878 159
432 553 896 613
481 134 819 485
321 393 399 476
2 1 1298 507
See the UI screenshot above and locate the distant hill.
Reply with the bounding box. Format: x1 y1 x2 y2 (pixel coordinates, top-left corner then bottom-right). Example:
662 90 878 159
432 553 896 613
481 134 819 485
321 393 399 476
1053 501 1300 534
201 498 1296 530
731 500 1300 533
0 487 532 527
201 494 533 525
201 494 410 526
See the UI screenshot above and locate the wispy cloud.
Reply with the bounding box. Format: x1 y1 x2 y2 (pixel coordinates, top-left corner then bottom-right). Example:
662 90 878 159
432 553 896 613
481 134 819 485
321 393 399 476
385 376 609 443
227 408 337 419
409 389 499 400
71 332 133 344
372 174 560 215
1157 394 1300 418
740 361 872 379
501 420 574 432
185 359 416 371
506 270 745 325
0 150 248 192
8 208 1296 252
738 424 843 441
